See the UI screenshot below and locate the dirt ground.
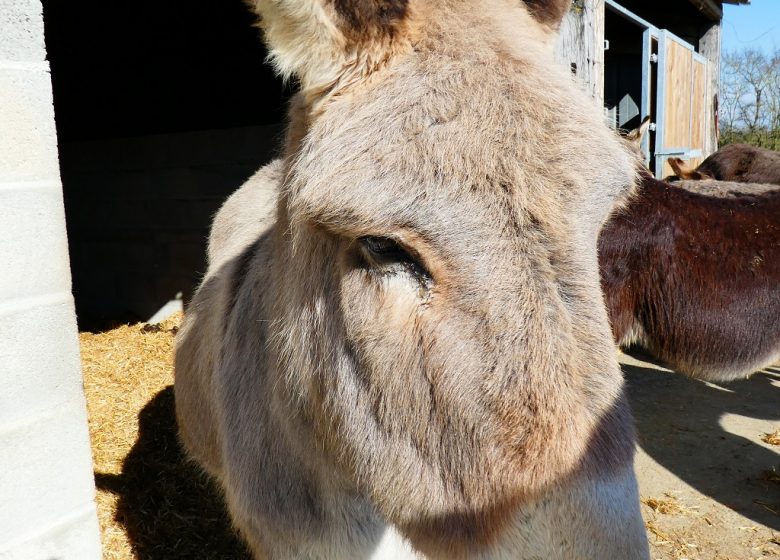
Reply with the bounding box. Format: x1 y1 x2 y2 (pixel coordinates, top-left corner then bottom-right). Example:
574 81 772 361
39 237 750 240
81 317 779 559
623 351 780 560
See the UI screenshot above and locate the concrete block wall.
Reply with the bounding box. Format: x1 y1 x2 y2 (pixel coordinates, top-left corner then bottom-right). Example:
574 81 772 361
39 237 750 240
0 1 102 558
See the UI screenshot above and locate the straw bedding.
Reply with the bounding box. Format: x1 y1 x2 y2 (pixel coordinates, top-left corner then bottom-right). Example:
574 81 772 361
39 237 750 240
80 313 250 560
79 313 778 559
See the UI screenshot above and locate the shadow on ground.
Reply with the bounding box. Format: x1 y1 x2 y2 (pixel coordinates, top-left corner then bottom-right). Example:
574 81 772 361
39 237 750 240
624 354 780 531
94 386 251 559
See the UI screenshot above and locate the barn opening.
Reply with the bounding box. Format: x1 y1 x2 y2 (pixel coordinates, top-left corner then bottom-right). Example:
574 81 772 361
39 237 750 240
41 0 290 330
605 7 645 133
604 4 657 169
602 0 721 176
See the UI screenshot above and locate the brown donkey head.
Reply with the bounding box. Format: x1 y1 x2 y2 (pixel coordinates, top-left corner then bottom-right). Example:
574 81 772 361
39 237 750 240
625 116 651 148
241 0 643 555
668 156 710 180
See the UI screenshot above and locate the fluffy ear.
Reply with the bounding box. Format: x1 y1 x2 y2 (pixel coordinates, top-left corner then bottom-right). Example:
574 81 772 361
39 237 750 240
247 0 412 92
625 116 651 147
668 157 704 180
522 0 571 29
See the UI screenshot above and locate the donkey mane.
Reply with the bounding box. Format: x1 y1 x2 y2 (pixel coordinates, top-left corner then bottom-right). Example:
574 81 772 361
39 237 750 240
675 178 779 198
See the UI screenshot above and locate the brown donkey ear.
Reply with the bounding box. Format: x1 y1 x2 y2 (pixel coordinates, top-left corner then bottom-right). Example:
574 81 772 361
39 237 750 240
522 0 571 28
668 157 703 180
625 116 651 147
247 0 413 94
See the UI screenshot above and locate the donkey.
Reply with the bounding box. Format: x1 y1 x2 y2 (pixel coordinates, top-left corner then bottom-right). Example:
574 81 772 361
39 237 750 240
626 121 778 197
175 1 649 558
674 178 778 198
668 144 780 185
600 168 780 382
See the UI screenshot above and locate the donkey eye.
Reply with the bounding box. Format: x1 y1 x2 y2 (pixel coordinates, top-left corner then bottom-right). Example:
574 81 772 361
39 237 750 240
361 236 404 257
358 236 430 279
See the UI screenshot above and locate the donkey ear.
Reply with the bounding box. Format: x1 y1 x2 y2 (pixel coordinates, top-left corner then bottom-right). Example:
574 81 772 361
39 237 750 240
331 0 411 37
625 116 651 146
668 157 703 180
247 0 412 93
522 0 571 29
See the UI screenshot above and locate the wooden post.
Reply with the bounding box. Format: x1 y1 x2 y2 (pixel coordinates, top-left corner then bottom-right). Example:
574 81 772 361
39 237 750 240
699 21 721 154
554 0 605 105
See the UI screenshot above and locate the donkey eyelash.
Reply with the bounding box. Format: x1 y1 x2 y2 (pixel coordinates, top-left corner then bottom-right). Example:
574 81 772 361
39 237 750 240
358 236 431 280
360 236 406 258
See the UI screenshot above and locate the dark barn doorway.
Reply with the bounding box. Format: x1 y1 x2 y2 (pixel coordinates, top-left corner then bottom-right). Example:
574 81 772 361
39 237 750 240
603 0 718 176
604 3 658 171
605 8 645 133
42 0 291 330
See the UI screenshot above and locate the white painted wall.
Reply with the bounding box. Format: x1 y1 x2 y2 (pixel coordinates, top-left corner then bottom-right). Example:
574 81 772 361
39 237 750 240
0 1 102 558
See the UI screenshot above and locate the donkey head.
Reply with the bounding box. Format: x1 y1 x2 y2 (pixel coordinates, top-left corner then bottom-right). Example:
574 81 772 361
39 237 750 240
669 157 710 180
248 0 643 555
249 0 571 94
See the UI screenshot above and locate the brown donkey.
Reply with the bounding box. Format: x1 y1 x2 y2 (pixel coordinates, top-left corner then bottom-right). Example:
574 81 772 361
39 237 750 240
668 144 780 185
673 178 778 198
600 168 780 382
175 1 649 558
627 122 778 197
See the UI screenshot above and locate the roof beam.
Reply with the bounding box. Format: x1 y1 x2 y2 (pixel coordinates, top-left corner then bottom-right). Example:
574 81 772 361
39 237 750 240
688 0 723 20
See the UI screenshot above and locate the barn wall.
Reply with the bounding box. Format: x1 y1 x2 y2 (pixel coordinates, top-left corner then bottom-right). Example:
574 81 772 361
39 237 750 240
61 125 283 328
609 0 721 160
0 0 101 558
699 21 721 154
555 0 606 104
42 0 290 330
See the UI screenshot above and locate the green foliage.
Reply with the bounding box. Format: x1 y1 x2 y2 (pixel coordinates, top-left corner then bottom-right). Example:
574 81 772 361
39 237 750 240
720 129 780 150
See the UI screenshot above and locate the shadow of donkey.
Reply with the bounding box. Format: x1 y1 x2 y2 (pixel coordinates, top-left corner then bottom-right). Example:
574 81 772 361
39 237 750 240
98 366 780 557
625 357 780 531
94 386 250 560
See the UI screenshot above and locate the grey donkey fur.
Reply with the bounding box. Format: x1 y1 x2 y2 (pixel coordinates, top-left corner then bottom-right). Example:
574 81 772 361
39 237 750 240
175 0 651 558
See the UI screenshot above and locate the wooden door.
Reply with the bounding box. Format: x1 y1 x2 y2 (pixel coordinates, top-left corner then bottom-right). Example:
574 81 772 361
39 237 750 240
655 31 709 178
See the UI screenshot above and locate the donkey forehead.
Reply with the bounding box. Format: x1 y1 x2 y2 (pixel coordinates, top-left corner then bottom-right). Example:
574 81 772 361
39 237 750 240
292 122 542 218
287 173 498 240
287 125 610 241
285 150 576 251
284 32 637 237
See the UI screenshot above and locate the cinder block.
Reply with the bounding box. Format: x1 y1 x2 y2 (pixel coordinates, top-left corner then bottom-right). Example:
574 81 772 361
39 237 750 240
0 0 46 62
0 68 61 182
0 297 84 427
0 401 97 546
0 186 72 303
0 506 101 560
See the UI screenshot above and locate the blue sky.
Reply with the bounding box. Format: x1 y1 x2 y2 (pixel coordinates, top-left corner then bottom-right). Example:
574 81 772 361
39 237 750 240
722 0 780 54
